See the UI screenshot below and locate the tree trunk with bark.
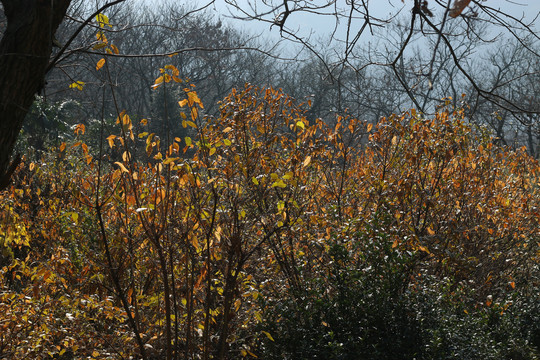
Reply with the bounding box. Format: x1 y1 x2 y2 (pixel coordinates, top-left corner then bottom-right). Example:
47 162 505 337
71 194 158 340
0 0 71 190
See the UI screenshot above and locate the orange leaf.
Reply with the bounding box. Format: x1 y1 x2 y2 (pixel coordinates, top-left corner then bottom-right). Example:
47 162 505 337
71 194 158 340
151 76 164 89
110 44 120 54
73 124 85 135
106 135 116 148
96 58 105 70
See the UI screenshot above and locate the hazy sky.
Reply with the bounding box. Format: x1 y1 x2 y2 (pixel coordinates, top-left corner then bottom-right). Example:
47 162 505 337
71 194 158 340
209 0 540 43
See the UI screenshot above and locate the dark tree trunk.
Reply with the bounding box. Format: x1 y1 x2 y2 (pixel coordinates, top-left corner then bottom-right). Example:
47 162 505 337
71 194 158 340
0 0 71 190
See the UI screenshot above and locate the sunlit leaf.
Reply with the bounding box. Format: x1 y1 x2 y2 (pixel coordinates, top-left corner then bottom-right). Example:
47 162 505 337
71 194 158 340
303 156 311 167
95 13 110 28
96 58 106 70
272 179 286 188
69 81 85 91
262 331 275 342
114 162 129 173
151 76 164 89
106 135 116 148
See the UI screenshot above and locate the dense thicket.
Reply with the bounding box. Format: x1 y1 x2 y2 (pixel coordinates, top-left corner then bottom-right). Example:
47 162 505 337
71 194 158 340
0 2 539 359
1 84 538 359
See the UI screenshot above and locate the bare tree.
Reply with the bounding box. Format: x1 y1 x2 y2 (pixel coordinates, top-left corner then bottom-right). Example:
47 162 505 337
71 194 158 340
223 0 540 120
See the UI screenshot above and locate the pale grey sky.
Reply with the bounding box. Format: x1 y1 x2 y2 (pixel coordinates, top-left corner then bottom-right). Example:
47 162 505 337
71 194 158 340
131 0 540 61
209 0 540 44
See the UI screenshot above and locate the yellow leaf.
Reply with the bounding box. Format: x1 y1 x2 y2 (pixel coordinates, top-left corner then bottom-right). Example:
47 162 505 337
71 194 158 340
262 331 275 342
303 156 312 167
92 350 100 357
69 81 85 91
272 179 286 188
427 227 435 236
106 135 115 148
190 107 198 121
95 13 110 27
188 91 203 108
282 172 293 180
163 157 179 165
391 135 398 146
178 99 188 107
114 162 129 173
96 58 105 70
296 120 305 129
122 113 132 127
92 42 108 50
185 137 192 146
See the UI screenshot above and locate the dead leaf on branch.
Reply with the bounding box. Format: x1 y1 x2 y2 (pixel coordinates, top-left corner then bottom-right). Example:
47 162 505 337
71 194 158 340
449 0 472 18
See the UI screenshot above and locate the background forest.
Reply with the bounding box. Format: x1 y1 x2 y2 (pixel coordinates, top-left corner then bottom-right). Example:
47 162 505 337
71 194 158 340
0 0 539 359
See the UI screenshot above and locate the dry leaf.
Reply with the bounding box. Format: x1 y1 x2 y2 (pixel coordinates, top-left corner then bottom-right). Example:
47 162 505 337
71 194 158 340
449 0 472 18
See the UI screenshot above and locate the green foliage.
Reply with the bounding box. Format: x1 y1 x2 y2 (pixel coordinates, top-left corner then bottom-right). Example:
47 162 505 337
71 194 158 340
258 226 540 360
16 97 82 155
